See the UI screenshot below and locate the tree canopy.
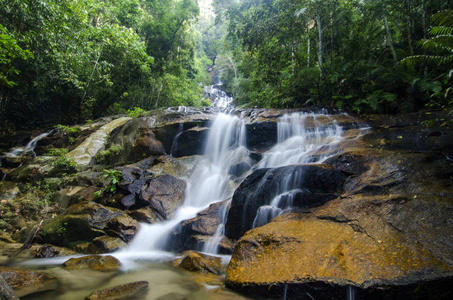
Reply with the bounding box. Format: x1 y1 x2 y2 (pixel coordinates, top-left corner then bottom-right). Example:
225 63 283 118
0 0 452 128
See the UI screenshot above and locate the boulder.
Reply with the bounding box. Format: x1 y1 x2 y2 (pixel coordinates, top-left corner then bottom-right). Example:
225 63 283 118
85 280 149 300
87 236 127 254
63 255 121 271
172 251 223 275
99 118 165 166
0 266 56 297
226 210 453 299
166 200 230 252
104 214 140 243
67 117 132 166
137 175 186 219
36 202 124 248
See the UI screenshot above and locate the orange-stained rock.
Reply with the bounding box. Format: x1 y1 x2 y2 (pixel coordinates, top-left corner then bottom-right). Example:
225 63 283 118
226 210 453 299
172 251 223 275
63 255 121 271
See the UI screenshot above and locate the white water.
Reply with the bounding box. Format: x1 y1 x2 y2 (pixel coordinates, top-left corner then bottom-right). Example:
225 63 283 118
1 130 53 180
116 113 247 265
258 112 344 168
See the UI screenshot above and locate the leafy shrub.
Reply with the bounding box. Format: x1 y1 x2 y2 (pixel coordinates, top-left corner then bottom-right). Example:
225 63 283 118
48 148 78 171
95 145 123 163
127 107 147 118
56 125 81 143
94 169 122 197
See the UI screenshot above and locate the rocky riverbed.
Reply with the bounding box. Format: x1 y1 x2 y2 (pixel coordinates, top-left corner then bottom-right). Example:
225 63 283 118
0 108 452 299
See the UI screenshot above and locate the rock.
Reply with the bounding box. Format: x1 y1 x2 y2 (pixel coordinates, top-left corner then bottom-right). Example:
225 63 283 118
172 251 223 275
166 200 229 252
67 117 132 166
0 265 56 297
36 202 124 248
169 126 208 157
85 280 149 300
35 244 77 258
100 117 165 166
104 214 140 243
87 236 127 254
0 232 15 243
226 211 453 299
225 164 346 240
137 175 186 219
245 122 278 152
127 207 161 223
63 255 121 271
53 186 87 208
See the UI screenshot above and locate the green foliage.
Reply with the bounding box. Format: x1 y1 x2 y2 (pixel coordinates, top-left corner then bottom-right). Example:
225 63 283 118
127 107 147 118
95 168 122 197
0 24 33 88
48 148 78 171
56 124 81 143
95 145 123 163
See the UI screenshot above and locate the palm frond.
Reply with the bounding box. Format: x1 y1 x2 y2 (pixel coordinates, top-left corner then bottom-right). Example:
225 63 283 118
429 26 453 36
401 54 453 67
432 10 453 27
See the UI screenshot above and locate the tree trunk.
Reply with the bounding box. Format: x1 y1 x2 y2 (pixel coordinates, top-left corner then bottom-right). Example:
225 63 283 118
381 5 397 61
316 13 324 77
399 0 414 55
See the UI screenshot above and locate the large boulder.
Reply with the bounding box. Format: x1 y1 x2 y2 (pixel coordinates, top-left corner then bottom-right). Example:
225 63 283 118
36 202 126 249
226 210 453 299
67 117 132 166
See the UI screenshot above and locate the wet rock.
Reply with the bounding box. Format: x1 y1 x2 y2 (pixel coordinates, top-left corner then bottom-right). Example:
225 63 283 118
67 117 132 166
104 214 140 243
100 118 165 166
63 255 121 271
245 122 278 152
136 175 186 219
35 244 77 258
225 164 346 240
226 211 453 299
172 251 223 275
127 207 161 223
87 236 127 254
85 280 148 300
167 200 229 252
37 202 124 248
0 265 57 297
53 186 87 208
169 127 208 157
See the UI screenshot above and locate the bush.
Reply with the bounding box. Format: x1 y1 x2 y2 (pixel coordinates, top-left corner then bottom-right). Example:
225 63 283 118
127 107 147 118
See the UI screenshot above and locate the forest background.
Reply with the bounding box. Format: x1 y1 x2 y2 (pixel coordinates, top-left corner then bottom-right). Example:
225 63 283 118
0 0 452 128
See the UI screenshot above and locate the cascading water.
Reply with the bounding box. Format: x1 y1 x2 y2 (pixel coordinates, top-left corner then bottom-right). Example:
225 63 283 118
116 113 247 263
258 111 344 168
1 130 53 180
242 111 348 232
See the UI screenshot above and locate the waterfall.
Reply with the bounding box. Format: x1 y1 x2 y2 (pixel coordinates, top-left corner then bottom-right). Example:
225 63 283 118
241 111 347 234
258 112 344 168
1 130 53 181
117 113 247 262
116 109 353 263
